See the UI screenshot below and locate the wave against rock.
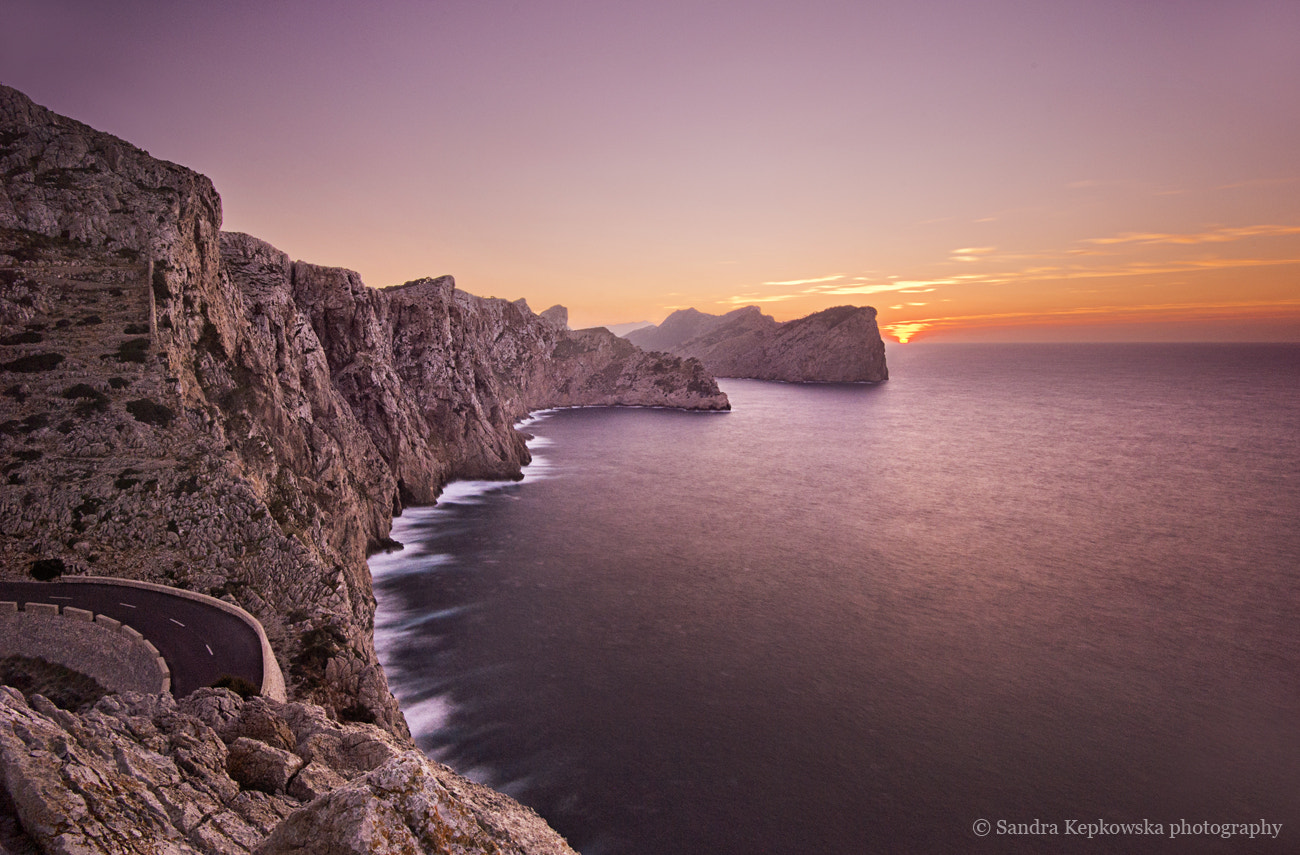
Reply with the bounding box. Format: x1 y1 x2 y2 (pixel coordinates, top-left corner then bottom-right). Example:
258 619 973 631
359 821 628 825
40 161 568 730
0 83 726 852
626 304 889 382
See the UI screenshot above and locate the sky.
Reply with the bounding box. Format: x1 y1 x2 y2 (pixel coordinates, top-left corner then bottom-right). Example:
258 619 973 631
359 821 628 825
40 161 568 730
3 0 1298 341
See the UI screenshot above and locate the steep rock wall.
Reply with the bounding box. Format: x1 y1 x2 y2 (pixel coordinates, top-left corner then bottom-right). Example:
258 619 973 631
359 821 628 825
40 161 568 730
0 83 727 852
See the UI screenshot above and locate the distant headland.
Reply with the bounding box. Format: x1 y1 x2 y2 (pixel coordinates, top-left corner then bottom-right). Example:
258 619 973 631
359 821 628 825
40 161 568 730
625 304 889 382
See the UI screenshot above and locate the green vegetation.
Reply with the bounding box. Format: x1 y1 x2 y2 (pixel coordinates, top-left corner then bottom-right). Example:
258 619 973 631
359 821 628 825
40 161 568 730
0 413 49 435
338 701 377 724
172 474 200 497
151 261 172 300
111 337 151 363
1 352 64 372
125 398 174 427
71 498 101 533
293 625 348 673
63 383 111 416
212 674 261 699
29 557 65 581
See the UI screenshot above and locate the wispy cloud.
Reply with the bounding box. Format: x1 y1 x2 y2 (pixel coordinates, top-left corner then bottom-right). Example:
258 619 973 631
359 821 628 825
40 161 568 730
884 299 1300 343
1215 177 1299 191
733 224 1300 315
761 274 845 286
1085 225 1300 246
951 246 997 263
720 293 804 305
890 298 1300 332
724 278 947 305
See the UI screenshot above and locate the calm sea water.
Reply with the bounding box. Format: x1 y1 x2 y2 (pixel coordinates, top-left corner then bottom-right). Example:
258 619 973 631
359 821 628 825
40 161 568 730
369 344 1300 855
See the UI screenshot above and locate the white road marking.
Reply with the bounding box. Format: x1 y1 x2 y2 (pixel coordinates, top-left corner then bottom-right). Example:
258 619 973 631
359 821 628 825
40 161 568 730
118 602 137 608
169 618 185 627
49 595 72 600
205 644 214 656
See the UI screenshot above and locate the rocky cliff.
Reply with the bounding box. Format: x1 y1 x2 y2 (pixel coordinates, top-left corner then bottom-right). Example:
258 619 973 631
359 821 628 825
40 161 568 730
0 83 727 853
1 686 576 854
626 304 889 382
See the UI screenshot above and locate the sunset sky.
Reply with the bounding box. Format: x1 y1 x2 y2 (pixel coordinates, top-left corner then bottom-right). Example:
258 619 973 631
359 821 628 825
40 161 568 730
4 0 1298 341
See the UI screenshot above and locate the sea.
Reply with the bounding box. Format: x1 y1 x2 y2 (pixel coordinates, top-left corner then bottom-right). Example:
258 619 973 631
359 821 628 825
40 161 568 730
368 343 1300 855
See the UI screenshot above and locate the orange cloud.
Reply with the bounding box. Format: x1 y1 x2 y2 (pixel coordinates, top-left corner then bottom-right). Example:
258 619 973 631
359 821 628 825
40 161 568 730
950 246 997 262
883 298 1300 342
761 274 845 286
1085 224 1300 246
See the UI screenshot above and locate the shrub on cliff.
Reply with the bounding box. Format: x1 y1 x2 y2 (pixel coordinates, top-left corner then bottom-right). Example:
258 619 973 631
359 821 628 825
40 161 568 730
110 337 151 363
212 674 261 699
1 352 64 372
125 398 174 427
29 558 65 581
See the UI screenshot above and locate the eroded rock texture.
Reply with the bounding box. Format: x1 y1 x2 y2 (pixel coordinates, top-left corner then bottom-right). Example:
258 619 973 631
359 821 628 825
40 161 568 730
0 687 575 855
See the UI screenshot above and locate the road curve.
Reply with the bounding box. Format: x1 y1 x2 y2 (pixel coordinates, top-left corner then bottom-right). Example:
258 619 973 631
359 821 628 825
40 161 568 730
0 580 263 697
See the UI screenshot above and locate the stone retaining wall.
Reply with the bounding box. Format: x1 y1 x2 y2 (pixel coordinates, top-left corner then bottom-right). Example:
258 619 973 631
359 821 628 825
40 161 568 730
76 576 287 701
0 602 168 695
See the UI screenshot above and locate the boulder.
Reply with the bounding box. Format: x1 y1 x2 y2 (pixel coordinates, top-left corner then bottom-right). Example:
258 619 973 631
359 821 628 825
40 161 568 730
225 737 303 794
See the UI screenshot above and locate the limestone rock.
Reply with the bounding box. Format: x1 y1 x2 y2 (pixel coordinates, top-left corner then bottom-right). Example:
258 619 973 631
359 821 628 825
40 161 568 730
627 304 889 382
2 686 576 855
226 737 303 795
227 697 297 752
285 760 346 803
256 752 576 855
539 304 568 329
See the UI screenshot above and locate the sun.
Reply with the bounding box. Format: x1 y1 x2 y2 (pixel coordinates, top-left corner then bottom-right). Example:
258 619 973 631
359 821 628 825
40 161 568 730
884 322 929 344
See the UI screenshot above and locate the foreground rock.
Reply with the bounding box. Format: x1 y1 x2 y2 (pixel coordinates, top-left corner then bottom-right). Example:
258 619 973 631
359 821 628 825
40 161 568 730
626 304 889 382
0 686 576 854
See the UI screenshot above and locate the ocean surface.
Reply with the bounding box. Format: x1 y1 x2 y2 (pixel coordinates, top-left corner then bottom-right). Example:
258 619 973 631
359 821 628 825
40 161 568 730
369 343 1300 854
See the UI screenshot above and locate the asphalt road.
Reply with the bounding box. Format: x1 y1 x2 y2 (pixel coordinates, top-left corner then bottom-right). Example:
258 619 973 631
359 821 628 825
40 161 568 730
0 580 263 697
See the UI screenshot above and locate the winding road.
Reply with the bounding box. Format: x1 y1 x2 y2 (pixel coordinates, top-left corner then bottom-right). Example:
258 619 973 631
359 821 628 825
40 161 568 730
0 580 263 697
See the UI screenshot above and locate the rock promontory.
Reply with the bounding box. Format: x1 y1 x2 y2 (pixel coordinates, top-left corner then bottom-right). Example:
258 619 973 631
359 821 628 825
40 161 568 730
0 82 727 853
625 304 889 382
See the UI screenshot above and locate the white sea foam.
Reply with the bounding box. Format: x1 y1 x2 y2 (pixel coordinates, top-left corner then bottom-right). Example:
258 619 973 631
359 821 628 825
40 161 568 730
401 693 456 742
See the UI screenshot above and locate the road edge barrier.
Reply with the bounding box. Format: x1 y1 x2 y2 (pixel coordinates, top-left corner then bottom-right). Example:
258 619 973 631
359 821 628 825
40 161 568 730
68 577 287 702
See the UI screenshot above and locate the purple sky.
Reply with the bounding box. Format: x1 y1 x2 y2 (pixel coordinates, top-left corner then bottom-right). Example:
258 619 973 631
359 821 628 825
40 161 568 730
4 0 1298 339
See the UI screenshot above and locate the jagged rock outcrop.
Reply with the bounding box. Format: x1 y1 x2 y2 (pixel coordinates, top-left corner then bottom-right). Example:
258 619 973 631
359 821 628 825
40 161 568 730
538 305 568 330
0 83 726 851
0 686 575 855
626 304 889 382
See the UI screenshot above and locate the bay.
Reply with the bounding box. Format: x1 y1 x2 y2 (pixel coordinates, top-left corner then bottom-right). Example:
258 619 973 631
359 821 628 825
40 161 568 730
370 343 1300 854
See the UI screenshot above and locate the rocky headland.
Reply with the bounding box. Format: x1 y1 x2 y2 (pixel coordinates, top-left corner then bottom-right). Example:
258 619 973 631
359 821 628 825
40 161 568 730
0 83 727 853
625 304 889 382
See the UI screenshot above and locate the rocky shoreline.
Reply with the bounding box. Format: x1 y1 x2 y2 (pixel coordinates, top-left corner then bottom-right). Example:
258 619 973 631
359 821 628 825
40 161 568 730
0 83 727 852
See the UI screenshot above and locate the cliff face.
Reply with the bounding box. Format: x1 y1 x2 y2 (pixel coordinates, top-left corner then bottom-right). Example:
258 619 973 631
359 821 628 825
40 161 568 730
0 84 725 852
626 304 889 382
